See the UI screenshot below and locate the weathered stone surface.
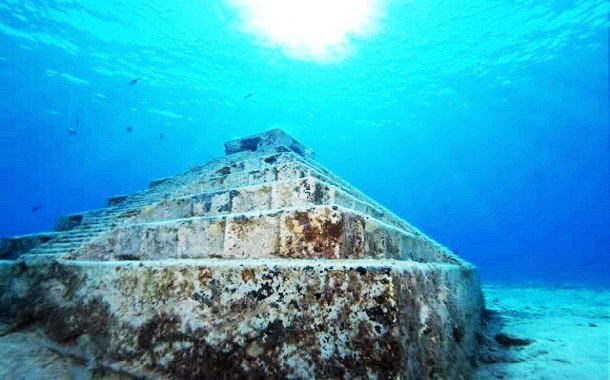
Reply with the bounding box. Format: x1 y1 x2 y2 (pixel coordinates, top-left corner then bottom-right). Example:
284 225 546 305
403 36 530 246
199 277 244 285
0 129 484 378
68 205 462 264
149 177 170 188
147 165 420 236
0 232 59 259
173 164 278 197
0 259 482 379
55 213 85 231
107 195 128 207
126 176 385 227
225 128 315 159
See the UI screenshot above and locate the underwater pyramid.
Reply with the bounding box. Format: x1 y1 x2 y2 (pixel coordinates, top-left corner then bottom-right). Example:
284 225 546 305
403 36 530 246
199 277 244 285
0 129 484 378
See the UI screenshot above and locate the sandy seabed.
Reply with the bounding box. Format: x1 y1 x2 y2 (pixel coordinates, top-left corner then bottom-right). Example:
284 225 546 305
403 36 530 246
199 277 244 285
475 283 609 379
0 283 608 379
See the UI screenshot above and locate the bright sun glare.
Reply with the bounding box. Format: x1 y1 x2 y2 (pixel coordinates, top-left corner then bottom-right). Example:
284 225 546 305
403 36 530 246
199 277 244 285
227 0 383 63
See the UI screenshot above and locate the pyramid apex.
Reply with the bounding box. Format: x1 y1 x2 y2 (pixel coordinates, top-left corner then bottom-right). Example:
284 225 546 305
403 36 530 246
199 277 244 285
224 129 315 159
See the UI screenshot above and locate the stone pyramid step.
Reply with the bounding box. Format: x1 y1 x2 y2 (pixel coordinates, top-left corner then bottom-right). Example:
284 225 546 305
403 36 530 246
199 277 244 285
135 176 344 223
295 154 415 225
171 152 421 235
171 154 300 195
25 241 86 256
7 222 113 257
50 151 340 232
41 180 419 260
2 150 279 256
0 256 483 378
15 253 61 264
37 152 423 258
51 150 343 234
50 153 272 232
25 246 70 255
68 205 463 265
99 146 296 210
206 140 406 234
120 176 410 236
3 134 422 260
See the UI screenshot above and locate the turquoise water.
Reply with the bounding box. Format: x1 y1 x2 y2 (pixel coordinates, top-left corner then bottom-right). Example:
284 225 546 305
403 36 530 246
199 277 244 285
0 1 608 283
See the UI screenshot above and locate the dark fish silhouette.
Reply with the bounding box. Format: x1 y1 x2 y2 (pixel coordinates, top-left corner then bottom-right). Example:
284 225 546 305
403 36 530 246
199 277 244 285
31 206 41 212
243 93 254 100
160 133 164 140
126 126 133 133
75 117 80 127
67 128 77 135
129 78 139 86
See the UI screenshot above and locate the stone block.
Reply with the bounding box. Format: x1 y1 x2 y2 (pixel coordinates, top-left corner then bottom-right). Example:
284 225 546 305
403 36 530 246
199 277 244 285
333 187 355 209
279 206 369 260
230 185 272 214
138 197 195 222
364 217 403 260
272 177 334 209
72 205 461 263
0 259 483 379
225 128 315 159
224 213 280 258
177 219 225 259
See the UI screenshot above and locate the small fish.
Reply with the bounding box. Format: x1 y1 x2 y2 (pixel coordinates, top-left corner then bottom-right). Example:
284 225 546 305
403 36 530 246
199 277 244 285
67 128 77 135
126 126 133 133
129 78 139 86
31 206 41 212
160 133 164 140
243 93 254 100
75 117 80 127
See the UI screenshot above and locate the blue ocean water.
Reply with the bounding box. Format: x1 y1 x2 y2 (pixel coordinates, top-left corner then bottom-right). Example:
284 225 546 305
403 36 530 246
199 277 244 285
0 0 607 284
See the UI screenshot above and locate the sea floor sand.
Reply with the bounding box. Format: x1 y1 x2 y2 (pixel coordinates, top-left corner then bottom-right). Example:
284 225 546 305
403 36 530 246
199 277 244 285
0 283 607 379
0 325 90 379
0 324 130 379
475 283 609 379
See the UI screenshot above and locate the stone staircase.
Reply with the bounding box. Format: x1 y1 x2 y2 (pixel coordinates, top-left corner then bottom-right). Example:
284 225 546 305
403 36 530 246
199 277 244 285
0 145 299 261
0 129 483 379
2 129 459 266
